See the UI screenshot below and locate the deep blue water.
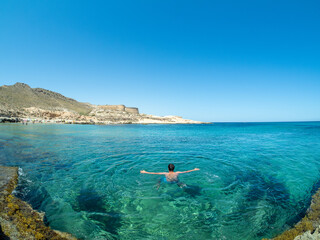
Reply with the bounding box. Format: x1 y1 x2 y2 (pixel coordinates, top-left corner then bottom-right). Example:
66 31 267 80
1 122 320 240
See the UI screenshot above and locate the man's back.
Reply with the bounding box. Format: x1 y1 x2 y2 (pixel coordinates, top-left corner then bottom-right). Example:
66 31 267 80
165 172 179 182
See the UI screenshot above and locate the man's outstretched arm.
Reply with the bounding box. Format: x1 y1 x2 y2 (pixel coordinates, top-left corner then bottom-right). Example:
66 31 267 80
176 168 200 174
140 170 166 175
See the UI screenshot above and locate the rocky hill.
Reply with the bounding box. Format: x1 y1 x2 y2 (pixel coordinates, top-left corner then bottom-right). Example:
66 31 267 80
0 83 92 116
0 83 205 124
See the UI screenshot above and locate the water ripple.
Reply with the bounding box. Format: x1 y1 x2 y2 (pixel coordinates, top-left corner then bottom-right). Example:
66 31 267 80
1 122 320 239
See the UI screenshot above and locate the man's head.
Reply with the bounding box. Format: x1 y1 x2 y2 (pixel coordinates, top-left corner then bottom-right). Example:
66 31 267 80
168 163 175 172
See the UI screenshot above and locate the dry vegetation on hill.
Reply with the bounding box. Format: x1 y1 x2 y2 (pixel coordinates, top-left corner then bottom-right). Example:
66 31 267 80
0 83 204 124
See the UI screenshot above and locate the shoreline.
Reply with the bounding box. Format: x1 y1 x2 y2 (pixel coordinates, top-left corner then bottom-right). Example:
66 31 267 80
263 188 320 240
0 166 77 240
0 116 210 125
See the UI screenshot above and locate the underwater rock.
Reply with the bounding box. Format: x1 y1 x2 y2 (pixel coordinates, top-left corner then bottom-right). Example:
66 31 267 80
74 187 106 213
0 166 77 240
183 184 202 197
72 186 122 235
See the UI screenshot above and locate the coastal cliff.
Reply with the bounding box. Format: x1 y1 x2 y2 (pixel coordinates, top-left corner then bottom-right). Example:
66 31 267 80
0 166 77 240
0 83 205 125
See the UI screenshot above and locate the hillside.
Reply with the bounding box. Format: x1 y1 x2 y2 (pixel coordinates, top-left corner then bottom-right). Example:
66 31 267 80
0 82 204 124
0 83 92 115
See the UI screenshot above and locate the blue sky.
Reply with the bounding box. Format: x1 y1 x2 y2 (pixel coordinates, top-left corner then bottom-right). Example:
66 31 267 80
0 0 319 122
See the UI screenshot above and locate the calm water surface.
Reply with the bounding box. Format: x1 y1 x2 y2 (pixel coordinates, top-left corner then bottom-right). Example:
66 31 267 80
1 122 320 240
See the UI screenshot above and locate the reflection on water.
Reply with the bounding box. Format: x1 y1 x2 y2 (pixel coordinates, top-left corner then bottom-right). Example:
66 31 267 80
1 122 320 239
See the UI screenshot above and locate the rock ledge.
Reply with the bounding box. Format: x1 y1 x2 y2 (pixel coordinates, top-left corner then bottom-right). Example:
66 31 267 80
265 188 320 240
0 166 77 240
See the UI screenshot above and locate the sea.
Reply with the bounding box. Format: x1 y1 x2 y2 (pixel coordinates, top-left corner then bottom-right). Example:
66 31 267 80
1 122 320 240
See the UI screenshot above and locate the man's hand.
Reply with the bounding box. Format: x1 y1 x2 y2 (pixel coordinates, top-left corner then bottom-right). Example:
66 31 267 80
194 168 200 171
140 170 147 173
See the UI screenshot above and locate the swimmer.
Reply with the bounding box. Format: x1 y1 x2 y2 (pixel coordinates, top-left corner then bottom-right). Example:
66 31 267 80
140 164 200 189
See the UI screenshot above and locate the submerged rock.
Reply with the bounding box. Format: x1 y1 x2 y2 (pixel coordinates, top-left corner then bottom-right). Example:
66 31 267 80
0 166 77 240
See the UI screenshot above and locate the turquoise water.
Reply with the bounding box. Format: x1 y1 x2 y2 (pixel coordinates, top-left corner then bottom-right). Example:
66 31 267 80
1 122 320 240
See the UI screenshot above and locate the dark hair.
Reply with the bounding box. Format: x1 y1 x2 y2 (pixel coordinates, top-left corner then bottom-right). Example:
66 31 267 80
168 164 175 171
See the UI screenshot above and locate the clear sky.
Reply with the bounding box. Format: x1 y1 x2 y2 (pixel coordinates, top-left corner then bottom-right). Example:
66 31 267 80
1 0 319 122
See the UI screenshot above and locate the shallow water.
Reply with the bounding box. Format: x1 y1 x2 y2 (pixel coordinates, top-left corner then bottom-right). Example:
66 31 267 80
1 122 320 239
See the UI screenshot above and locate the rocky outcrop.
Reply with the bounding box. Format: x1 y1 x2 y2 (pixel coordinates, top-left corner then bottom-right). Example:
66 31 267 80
294 227 320 240
98 105 126 111
97 105 139 114
0 166 77 240
17 107 205 124
0 117 19 123
124 107 139 114
267 188 320 240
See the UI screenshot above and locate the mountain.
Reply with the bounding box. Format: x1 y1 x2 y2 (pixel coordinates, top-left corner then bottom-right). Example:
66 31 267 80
0 82 92 115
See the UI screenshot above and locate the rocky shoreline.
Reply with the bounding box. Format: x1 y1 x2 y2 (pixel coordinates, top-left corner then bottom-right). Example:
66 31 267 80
0 111 208 125
264 188 320 240
0 166 77 240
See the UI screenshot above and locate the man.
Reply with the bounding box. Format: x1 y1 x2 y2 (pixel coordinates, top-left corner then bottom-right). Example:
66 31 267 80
140 164 200 188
